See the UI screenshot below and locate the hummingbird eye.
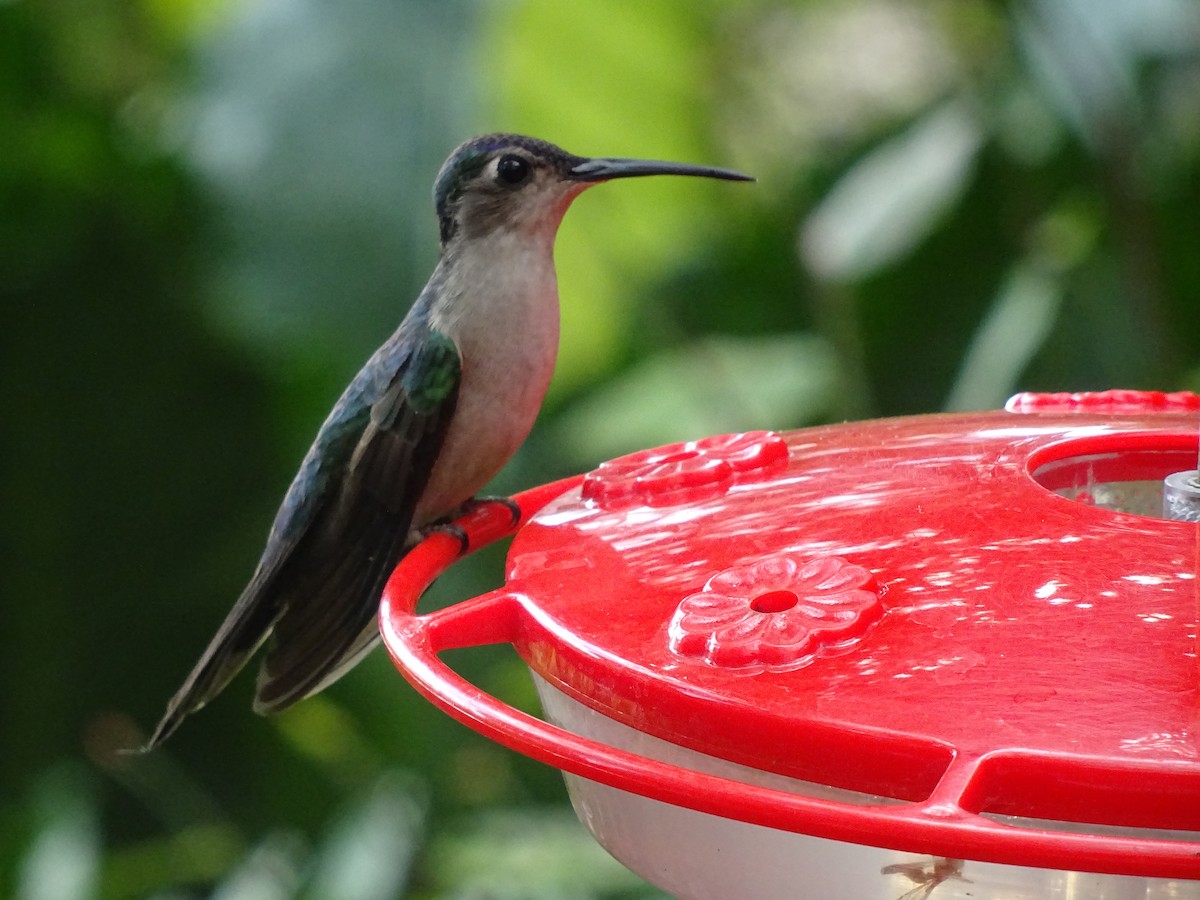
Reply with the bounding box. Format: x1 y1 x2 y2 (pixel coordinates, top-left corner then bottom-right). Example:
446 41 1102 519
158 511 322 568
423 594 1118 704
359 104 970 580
495 154 531 186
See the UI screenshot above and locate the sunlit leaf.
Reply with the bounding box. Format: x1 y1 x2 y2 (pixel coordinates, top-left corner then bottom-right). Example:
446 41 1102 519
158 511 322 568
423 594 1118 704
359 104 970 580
1013 0 1199 148
140 0 232 41
272 694 384 788
16 767 99 900
722 1 963 180
553 333 838 465
800 100 983 283
944 262 1063 412
211 832 306 900
304 772 426 900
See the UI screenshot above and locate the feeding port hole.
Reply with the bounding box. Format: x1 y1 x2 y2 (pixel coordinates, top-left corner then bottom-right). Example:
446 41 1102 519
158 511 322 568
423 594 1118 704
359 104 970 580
750 590 800 613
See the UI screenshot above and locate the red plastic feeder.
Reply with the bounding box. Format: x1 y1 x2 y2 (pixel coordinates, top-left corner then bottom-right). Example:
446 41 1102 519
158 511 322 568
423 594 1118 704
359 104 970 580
381 391 1200 898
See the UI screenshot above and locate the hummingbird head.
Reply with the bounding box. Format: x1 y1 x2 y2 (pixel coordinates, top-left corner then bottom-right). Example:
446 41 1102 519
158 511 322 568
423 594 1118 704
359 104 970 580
433 133 752 247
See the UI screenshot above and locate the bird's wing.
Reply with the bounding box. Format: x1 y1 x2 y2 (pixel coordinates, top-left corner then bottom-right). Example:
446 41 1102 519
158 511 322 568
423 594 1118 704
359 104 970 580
144 326 461 748
252 328 462 712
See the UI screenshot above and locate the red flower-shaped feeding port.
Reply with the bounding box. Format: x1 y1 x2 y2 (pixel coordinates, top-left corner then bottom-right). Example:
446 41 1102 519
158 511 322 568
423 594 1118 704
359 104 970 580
1005 389 1200 414
669 554 883 669
582 431 788 509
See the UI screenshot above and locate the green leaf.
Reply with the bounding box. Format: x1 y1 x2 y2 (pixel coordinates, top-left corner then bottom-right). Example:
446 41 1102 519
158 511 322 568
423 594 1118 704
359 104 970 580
210 832 305 900
800 101 983 283
1013 0 1197 148
553 333 838 466
16 767 99 900
944 262 1063 412
303 772 426 900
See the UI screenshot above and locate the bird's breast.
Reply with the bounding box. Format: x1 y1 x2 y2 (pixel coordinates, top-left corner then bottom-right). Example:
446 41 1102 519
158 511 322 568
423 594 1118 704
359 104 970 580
415 239 561 523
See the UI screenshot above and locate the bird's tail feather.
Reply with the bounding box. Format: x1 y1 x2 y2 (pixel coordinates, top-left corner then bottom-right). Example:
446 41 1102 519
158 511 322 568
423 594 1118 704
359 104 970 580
143 492 415 750
141 577 284 751
250 510 412 714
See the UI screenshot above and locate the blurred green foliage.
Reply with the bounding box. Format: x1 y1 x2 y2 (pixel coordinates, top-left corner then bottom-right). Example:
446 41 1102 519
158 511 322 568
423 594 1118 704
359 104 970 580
3 0 1200 896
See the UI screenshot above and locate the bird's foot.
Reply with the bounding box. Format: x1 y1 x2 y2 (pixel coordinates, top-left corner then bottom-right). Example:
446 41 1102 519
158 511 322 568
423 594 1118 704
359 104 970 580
421 496 522 556
419 519 471 555
457 495 522 528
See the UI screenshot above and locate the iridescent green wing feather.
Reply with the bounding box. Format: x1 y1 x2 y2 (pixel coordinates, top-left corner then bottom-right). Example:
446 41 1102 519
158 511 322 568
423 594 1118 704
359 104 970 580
145 320 461 746
252 325 462 710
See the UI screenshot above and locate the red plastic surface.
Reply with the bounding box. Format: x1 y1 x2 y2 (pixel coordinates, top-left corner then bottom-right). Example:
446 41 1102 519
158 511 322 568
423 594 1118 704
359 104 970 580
1006 389 1200 414
667 553 883 668
380 404 1200 878
582 431 789 508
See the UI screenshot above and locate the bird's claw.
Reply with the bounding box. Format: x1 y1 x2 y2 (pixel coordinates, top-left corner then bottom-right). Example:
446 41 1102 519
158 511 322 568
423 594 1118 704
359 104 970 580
423 520 471 556
461 495 522 528
422 496 522 556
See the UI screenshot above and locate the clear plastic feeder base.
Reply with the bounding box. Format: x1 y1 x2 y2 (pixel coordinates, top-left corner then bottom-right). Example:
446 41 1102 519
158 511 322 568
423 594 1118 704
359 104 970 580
535 674 1197 900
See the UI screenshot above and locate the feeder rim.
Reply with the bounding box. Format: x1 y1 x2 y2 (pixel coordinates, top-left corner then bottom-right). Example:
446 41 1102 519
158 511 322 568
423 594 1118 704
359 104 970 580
379 475 1200 880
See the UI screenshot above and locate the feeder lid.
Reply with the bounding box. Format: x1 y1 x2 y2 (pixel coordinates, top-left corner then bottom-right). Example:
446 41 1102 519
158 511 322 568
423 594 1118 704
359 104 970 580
497 392 1200 832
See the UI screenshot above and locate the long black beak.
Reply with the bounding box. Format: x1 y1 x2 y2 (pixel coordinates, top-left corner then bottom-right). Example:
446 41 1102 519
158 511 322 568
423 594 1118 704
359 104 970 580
568 157 753 183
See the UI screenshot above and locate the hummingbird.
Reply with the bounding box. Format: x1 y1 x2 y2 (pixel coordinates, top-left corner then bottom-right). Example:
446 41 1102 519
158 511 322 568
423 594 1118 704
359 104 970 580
144 133 752 749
